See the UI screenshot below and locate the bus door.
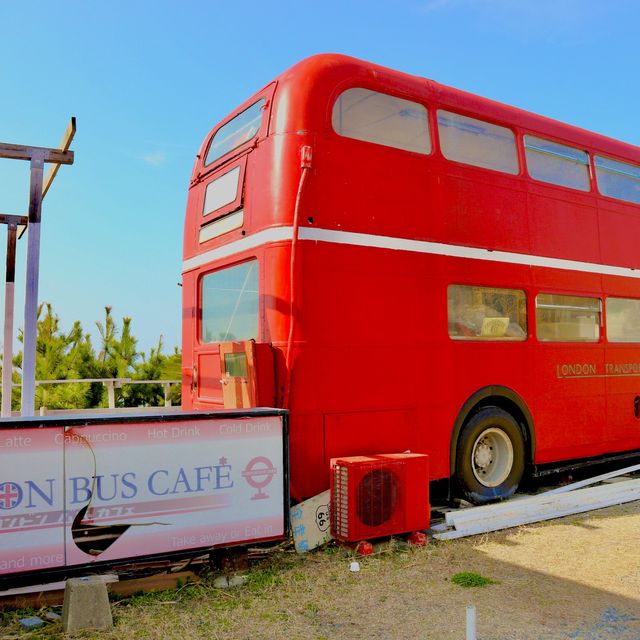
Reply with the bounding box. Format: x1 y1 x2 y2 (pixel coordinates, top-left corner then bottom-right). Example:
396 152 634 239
604 298 640 450
533 293 606 460
604 344 640 450
193 259 274 409
193 339 274 410
219 341 274 409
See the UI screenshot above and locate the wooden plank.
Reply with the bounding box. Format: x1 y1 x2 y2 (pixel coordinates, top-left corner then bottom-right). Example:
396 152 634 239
436 491 640 539
0 572 198 609
445 482 640 529
543 462 640 496
435 481 640 540
0 143 73 164
42 117 76 199
445 466 640 528
0 214 28 226
446 483 635 528
445 493 553 527
107 571 200 597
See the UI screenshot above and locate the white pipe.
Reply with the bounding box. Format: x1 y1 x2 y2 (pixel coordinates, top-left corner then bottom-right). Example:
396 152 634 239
466 605 476 640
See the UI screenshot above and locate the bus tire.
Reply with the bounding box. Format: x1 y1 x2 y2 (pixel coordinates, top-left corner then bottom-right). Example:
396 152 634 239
455 406 525 505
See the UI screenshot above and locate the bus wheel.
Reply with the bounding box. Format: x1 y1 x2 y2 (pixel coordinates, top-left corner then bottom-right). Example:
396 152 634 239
455 406 525 505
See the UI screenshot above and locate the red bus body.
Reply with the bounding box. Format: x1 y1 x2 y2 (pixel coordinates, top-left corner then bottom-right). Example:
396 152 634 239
182 54 640 501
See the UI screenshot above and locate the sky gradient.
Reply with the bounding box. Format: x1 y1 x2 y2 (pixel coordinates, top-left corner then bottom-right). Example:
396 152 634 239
0 0 638 354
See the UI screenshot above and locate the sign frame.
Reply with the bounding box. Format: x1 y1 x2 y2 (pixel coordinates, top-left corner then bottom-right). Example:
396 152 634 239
0 408 288 589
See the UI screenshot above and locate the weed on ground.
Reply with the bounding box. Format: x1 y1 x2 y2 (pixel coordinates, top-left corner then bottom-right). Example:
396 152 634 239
1 503 640 639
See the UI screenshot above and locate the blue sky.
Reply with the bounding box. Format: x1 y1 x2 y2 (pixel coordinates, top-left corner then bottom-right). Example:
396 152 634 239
0 0 638 355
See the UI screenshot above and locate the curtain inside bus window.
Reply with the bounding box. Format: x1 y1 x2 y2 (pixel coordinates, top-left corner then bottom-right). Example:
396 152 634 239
205 100 265 166
201 260 259 343
524 135 590 191
332 88 431 154
447 285 527 340
595 156 640 205
437 110 518 175
606 298 640 343
203 167 241 216
536 294 600 342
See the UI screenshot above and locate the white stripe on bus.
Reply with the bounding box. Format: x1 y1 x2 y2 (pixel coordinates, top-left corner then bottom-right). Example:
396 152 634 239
183 225 640 280
182 226 294 272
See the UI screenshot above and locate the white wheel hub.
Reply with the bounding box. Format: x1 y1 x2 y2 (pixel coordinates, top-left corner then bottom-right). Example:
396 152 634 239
471 427 514 488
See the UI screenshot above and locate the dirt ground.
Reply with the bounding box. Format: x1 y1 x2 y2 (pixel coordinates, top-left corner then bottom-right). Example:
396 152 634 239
2 501 640 639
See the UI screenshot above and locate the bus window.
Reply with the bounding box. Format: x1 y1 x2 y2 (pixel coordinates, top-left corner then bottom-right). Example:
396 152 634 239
448 285 527 340
606 298 640 342
201 260 259 343
203 166 241 217
524 135 590 191
332 88 431 154
205 100 265 166
536 294 601 342
595 156 640 205
437 110 519 175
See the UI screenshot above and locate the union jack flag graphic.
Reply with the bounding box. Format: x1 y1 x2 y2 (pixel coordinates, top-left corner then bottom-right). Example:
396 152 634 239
0 482 21 510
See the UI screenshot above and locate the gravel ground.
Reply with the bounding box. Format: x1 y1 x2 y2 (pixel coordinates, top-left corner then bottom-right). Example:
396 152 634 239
2 501 640 639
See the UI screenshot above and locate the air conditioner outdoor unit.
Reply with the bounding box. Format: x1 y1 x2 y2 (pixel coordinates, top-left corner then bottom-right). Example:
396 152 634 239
330 453 429 542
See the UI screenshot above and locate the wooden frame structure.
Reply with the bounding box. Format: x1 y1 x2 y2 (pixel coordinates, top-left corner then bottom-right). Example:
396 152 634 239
0 118 75 417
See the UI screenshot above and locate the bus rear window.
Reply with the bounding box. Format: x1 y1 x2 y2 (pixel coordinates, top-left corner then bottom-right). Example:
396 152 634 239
205 100 265 166
201 260 259 343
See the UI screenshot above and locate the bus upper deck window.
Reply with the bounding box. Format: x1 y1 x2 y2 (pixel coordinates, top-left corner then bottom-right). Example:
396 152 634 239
205 99 265 166
595 155 640 205
525 135 590 191
332 88 431 155
437 110 519 175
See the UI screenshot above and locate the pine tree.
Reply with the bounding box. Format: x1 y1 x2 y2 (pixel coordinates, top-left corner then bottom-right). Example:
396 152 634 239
0 303 182 411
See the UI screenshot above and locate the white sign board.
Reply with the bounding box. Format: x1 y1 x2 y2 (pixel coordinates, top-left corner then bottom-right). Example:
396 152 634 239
0 412 286 583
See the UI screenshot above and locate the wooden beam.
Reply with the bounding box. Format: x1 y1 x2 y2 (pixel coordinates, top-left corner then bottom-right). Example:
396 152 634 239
434 479 640 540
543 462 640 495
42 117 76 199
0 214 28 226
0 143 73 164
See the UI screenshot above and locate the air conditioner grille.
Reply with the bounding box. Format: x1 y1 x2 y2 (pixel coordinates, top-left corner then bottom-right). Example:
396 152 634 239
356 468 399 527
333 464 349 538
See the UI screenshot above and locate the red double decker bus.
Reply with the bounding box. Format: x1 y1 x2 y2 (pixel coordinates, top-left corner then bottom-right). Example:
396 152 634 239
182 54 640 504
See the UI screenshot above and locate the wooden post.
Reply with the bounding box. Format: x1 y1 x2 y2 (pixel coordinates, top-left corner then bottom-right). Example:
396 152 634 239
1 223 17 417
21 150 45 416
105 381 116 409
0 121 76 417
163 383 171 407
